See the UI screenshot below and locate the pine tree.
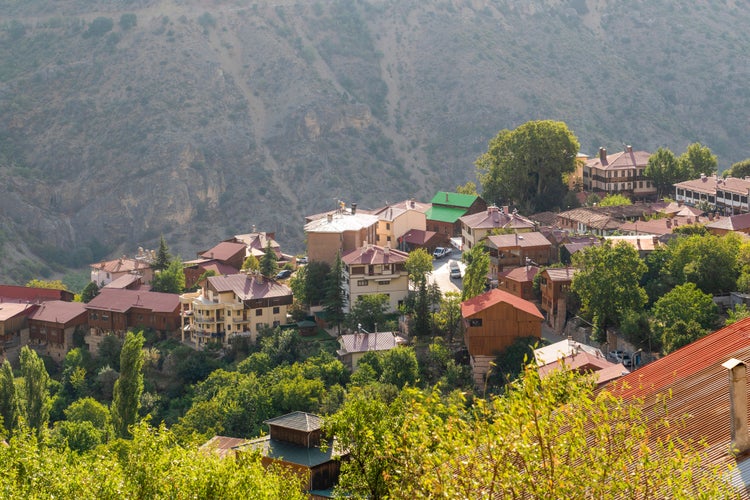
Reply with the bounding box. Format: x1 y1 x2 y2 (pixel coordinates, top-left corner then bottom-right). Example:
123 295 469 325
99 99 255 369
0 360 18 435
259 241 278 277
19 346 50 437
153 235 171 272
111 331 145 438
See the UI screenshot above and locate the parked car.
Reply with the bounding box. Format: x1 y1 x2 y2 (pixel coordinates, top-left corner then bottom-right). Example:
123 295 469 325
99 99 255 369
608 350 632 367
275 269 293 280
433 246 452 259
449 265 462 280
297 256 308 265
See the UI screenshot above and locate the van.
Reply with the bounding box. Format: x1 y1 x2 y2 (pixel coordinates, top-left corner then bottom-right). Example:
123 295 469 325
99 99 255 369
449 260 461 279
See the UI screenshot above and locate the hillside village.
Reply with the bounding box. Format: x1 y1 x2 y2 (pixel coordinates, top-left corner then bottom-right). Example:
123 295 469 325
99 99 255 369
5 143 750 497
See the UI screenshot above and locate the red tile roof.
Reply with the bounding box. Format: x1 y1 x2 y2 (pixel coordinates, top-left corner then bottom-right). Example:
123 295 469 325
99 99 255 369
91 257 151 274
85 288 179 313
585 148 651 171
0 285 73 303
199 241 247 262
461 288 543 319
342 245 409 265
28 300 87 324
207 274 292 300
498 265 539 283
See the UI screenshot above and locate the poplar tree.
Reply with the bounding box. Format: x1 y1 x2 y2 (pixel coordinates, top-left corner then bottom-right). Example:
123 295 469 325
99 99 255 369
324 252 346 333
19 346 50 437
111 331 145 438
0 360 18 435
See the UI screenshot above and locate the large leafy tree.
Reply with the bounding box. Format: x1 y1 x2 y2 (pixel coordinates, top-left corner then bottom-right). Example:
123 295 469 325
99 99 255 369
476 120 579 211
345 293 390 332
571 241 647 341
151 258 185 294
111 331 145 438
25 279 68 290
678 142 718 179
644 147 684 198
461 244 490 300
404 248 433 288
652 282 718 354
19 346 50 437
724 158 750 179
666 233 740 295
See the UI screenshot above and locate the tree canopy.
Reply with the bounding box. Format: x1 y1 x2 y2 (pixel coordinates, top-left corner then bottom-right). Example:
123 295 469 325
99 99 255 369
476 120 579 212
724 158 750 179
111 331 145 438
461 243 490 300
644 147 682 198
678 142 717 178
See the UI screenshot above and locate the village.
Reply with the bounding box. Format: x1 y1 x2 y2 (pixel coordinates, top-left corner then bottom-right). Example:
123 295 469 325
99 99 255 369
3 145 750 497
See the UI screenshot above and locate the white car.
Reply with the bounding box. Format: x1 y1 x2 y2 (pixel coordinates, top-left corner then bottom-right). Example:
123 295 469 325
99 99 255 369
449 260 462 279
433 246 452 259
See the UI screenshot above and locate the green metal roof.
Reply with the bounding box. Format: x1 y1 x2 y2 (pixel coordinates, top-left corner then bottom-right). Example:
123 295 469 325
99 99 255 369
430 191 478 208
426 205 468 223
241 436 340 467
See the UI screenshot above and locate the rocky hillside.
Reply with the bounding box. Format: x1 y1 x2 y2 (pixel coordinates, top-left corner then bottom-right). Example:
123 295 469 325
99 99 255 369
1 0 749 283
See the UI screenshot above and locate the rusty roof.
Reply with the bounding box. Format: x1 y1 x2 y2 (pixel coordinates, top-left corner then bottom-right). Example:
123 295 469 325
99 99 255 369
461 288 543 320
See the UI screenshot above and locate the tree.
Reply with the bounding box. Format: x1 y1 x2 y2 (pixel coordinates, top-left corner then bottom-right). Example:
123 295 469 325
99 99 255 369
259 241 278 278
151 258 185 294
346 294 390 332
644 147 683 198
25 279 67 290
724 158 750 179
726 304 750 326
119 13 137 30
571 241 647 342
0 360 18 436
153 235 172 272
79 281 100 303
301 261 330 307
476 120 579 212
652 282 718 354
323 253 346 332
19 346 50 437
461 244 490 300
379 347 419 389
241 254 260 273
597 193 632 207
666 233 740 295
404 248 433 287
84 16 114 37
111 331 145 438
455 181 478 195
678 142 718 179
434 291 462 343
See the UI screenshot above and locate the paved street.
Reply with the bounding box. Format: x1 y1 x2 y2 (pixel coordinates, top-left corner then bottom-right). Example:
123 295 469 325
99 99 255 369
430 251 464 294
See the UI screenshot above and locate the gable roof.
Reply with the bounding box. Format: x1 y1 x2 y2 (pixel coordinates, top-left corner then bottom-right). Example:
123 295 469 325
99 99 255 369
199 241 247 261
91 257 151 274
342 245 409 266
486 231 552 249
461 288 543 320
103 274 142 289
425 205 467 224
534 338 605 366
430 191 478 208
207 274 292 301
706 213 750 231
337 331 406 354
265 411 322 433
557 208 623 231
401 229 438 246
585 148 651 171
460 206 535 231
498 265 539 283
85 288 179 314
27 300 87 324
542 267 578 282
0 285 74 303
0 303 36 321
675 175 750 195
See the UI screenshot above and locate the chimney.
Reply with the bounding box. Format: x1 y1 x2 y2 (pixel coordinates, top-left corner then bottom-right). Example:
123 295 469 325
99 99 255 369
410 199 416 209
445 192 449 203
252 224 256 233
599 147 607 162
626 145 633 153
503 206 509 215
351 203 357 215
722 358 750 454
327 213 333 223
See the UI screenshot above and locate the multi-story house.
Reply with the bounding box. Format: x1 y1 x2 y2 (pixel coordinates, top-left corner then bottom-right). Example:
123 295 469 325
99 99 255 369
27 301 87 362
426 191 487 242
342 245 409 313
372 199 430 251
583 146 655 198
539 267 577 333
555 208 623 236
90 253 154 287
181 274 292 348
497 265 539 302
0 303 36 362
460 205 536 251
674 174 750 215
484 231 552 276
85 288 180 352
304 203 379 266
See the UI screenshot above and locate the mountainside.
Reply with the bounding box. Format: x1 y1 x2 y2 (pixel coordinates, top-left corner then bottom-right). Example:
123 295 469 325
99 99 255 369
1 0 749 283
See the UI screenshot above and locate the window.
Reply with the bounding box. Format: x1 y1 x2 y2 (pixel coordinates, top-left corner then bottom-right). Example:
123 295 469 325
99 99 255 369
102 314 109 320
377 280 390 285
352 266 365 275
386 223 390 230
386 236 391 242
91 313 98 320
357 279 369 286
255 309 262 316
469 318 483 327
273 307 280 314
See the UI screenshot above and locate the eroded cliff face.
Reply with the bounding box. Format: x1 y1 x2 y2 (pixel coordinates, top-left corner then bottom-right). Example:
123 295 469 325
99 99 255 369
1 0 749 282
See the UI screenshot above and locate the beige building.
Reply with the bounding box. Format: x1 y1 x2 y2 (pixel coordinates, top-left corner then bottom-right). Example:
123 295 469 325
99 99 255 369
459 205 535 250
342 245 409 313
372 200 429 250
304 204 379 266
180 274 292 348
583 146 655 198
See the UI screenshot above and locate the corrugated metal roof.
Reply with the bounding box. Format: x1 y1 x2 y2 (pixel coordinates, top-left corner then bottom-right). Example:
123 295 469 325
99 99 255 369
425 205 467 223
240 436 340 467
543 267 577 282
498 266 539 283
207 274 292 301
264 411 322 432
342 245 409 265
200 241 247 261
85 288 179 313
430 191 478 208
338 331 405 354
486 231 551 249
28 300 87 324
461 288 543 320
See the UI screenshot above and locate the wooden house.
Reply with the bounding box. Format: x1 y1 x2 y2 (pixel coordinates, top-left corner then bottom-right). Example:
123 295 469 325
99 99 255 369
461 289 543 387
539 267 578 333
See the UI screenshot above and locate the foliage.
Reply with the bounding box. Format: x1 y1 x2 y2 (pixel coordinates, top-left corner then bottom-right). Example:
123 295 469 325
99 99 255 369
672 223 708 236
259 241 278 278
678 142 717 178
301 260 331 307
404 248 432 287
476 120 579 212
619 310 659 352
84 17 114 38
150 259 185 294
488 336 542 390
378 347 419 389
433 291 462 343
666 233 740 295
461 244 490 300
0 423 305 499
724 158 750 179
20 346 50 438
153 236 172 272
0 360 18 436
80 281 100 303
323 253 346 331
345 294 390 332
652 283 718 354
242 254 260 273
98 335 123 372
726 303 750 326
111 331 145 438
119 13 137 31
25 279 68 290
597 193 632 207
644 147 683 198
571 241 647 341
455 181 477 195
